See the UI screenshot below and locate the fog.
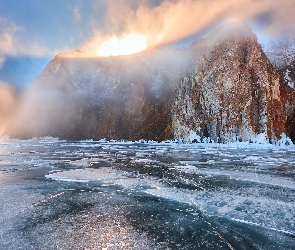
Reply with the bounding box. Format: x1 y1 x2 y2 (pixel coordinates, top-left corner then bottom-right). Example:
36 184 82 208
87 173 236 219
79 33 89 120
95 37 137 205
0 81 18 135
6 42 200 140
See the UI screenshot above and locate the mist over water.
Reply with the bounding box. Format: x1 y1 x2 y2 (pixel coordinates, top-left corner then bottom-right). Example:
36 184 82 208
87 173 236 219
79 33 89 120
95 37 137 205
5 43 193 139
0 81 18 136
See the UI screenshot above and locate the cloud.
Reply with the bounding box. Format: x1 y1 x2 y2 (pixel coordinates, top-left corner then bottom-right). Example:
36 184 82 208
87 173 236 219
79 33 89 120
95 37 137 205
0 18 23 55
0 18 50 58
82 0 295 53
73 6 81 22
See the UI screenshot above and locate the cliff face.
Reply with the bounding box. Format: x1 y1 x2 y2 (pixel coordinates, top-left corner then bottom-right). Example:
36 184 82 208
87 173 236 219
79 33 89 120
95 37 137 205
280 81 295 142
171 23 295 143
265 40 295 142
8 22 295 143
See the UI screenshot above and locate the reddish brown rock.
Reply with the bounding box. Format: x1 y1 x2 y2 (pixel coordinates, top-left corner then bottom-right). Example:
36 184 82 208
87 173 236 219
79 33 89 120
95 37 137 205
266 41 295 142
279 80 295 142
171 22 295 143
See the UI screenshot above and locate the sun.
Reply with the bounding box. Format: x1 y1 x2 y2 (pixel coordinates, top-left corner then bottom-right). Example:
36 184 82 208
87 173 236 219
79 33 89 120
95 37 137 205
97 33 147 56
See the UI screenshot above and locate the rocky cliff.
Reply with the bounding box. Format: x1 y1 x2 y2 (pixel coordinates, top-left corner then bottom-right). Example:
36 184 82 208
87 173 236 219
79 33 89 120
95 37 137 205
8 22 295 143
172 23 295 143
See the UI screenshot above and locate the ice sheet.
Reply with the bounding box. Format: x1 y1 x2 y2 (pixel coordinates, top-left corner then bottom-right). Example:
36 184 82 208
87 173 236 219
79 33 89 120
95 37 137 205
1 136 295 244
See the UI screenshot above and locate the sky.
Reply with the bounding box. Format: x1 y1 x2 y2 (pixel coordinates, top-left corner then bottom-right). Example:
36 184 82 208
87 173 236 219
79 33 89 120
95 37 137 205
0 0 294 90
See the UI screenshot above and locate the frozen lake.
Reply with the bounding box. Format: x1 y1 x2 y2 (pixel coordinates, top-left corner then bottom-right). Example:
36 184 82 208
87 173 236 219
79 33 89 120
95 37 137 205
0 137 294 249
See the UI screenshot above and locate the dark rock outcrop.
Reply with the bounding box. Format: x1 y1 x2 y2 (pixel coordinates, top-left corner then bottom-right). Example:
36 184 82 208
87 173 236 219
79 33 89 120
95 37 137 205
8 21 295 143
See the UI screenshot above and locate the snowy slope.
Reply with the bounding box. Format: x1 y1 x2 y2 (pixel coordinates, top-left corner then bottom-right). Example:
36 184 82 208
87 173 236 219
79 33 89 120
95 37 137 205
265 41 295 89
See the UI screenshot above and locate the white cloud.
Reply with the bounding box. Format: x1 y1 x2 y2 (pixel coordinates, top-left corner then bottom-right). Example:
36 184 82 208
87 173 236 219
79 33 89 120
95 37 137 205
0 55 6 70
73 6 81 22
0 18 23 55
0 18 50 57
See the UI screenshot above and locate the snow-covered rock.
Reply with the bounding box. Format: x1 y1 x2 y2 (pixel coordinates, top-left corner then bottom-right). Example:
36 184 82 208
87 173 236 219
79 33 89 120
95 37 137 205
265 40 295 90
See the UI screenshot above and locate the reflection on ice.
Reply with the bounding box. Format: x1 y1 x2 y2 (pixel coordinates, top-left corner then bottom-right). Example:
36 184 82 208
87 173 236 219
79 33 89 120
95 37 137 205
46 167 127 183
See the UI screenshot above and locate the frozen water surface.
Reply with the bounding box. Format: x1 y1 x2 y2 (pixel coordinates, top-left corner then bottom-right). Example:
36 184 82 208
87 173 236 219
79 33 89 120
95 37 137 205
0 137 295 249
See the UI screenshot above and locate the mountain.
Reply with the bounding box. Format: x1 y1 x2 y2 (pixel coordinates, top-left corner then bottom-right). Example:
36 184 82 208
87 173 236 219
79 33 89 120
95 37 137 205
8 21 295 143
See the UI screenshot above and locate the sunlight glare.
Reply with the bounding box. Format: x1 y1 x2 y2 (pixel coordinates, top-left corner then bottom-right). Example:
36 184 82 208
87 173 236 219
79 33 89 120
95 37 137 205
97 33 147 56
